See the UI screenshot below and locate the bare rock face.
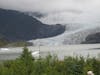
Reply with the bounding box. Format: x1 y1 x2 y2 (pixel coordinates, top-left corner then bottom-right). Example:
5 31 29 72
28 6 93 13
0 8 65 41
82 32 100 44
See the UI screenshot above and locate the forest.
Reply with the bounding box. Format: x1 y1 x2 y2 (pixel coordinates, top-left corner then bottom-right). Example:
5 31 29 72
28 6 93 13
0 47 100 75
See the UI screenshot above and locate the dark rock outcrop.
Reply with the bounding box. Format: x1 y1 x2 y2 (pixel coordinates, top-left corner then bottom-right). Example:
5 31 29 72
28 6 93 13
82 32 100 44
0 8 65 41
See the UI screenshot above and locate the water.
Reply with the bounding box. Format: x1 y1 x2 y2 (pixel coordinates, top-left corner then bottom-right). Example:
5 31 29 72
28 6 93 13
0 44 100 60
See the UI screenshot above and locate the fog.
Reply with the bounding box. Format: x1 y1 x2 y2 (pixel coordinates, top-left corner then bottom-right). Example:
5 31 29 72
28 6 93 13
0 0 100 25
0 0 100 45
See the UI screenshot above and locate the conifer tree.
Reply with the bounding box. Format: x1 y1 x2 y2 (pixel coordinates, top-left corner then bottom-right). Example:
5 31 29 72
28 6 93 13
20 47 34 75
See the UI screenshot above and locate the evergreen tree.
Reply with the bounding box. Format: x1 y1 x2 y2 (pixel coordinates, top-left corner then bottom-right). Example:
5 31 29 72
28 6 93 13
20 47 34 75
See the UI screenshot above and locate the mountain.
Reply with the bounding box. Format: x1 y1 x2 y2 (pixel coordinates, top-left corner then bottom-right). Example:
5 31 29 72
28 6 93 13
0 8 65 41
30 24 100 46
0 8 100 46
82 32 100 44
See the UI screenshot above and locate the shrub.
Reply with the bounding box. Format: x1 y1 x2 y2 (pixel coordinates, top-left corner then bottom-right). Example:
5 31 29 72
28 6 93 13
0 48 99 75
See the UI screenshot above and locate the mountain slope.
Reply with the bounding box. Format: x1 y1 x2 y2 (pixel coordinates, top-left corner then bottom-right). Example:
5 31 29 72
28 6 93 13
82 32 100 44
30 25 100 46
0 8 65 41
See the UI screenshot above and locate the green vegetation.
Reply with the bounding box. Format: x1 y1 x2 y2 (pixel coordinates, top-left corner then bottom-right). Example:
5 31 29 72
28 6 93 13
0 47 100 75
0 36 9 47
6 41 33 47
0 38 33 47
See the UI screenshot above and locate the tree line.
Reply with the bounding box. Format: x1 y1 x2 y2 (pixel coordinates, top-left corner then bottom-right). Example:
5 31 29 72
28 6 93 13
0 47 100 75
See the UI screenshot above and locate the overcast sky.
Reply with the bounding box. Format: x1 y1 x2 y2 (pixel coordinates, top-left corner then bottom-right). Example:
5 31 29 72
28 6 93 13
0 0 100 25
0 0 99 13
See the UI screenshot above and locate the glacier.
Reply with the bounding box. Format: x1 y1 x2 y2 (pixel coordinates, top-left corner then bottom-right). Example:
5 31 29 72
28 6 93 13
27 0 100 45
29 0 100 46
0 0 100 46
29 24 100 46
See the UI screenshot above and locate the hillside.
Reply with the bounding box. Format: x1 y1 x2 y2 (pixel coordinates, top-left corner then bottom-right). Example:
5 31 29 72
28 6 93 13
0 8 65 41
82 32 100 44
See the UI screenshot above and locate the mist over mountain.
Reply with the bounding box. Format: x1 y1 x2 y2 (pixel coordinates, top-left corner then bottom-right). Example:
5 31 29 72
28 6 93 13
0 8 100 46
0 0 100 45
0 8 65 41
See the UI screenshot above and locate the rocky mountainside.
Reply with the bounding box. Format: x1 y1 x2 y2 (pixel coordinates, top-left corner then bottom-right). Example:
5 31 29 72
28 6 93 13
82 32 100 44
30 26 100 46
0 8 100 46
0 8 65 41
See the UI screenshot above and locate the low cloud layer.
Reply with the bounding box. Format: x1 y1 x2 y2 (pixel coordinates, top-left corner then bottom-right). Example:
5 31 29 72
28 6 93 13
0 0 98 13
0 0 100 26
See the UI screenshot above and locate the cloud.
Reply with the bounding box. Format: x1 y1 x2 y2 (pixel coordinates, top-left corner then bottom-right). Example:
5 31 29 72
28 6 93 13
0 0 97 12
0 0 100 25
